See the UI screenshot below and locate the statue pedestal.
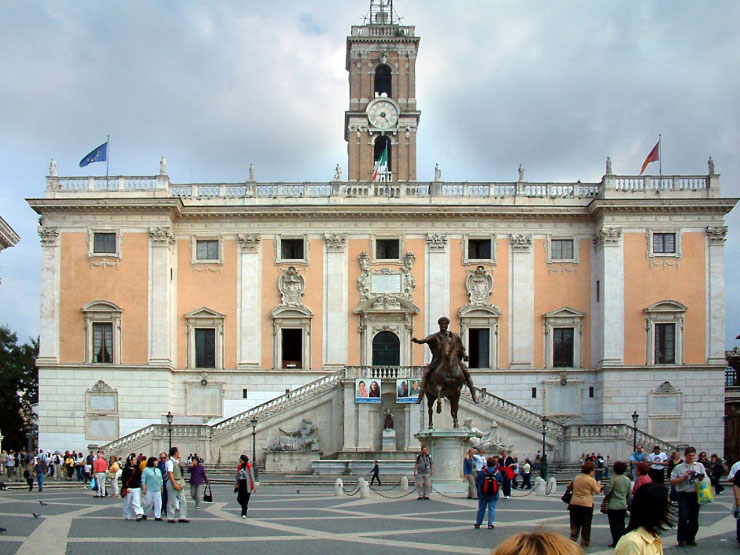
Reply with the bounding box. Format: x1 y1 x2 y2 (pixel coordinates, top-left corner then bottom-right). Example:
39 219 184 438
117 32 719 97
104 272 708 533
382 429 396 451
415 428 473 494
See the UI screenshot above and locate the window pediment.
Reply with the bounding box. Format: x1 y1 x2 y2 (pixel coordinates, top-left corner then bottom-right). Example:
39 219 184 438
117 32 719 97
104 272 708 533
82 300 122 315
185 307 226 320
271 305 313 319
354 294 420 316
645 300 687 315
544 306 586 320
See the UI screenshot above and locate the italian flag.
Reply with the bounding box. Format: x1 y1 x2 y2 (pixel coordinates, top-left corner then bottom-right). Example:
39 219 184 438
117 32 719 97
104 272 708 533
372 144 388 181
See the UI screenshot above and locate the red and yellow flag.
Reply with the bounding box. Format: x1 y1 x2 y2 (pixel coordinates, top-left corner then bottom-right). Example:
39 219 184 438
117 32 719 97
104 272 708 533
640 141 660 174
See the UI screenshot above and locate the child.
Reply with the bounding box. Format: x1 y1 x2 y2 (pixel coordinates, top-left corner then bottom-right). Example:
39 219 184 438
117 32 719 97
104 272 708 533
84 460 92 487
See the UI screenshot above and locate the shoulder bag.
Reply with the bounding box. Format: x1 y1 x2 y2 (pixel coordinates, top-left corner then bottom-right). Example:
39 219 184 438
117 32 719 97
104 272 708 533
561 480 573 504
120 469 135 499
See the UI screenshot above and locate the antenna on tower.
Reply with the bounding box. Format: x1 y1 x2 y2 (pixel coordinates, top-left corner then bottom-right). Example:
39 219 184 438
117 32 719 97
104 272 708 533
364 0 402 26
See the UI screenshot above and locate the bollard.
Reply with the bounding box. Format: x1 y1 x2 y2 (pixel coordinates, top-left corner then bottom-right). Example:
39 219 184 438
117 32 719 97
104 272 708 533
547 477 558 495
534 476 546 496
400 476 409 493
359 477 370 498
334 478 344 497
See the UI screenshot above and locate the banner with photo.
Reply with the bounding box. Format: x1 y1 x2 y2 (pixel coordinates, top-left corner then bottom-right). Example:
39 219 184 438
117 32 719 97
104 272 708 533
396 378 421 403
355 378 381 403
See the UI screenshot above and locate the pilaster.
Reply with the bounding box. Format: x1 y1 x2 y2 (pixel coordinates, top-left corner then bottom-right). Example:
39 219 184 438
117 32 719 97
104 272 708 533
324 234 348 367
237 234 262 368
707 226 727 363
509 235 533 368
595 227 624 366
425 234 449 363
149 227 174 364
37 226 60 364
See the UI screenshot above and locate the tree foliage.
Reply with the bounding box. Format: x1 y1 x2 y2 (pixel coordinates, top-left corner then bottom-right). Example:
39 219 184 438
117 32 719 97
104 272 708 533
0 326 39 449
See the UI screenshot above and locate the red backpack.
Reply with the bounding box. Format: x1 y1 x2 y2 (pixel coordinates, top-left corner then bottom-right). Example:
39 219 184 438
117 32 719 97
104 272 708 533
482 469 499 495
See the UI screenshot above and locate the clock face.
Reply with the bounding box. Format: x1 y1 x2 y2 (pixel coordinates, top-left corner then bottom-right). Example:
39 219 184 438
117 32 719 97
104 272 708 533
367 99 399 129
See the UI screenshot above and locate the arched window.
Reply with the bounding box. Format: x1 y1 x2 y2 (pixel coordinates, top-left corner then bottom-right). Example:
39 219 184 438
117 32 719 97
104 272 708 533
374 135 392 180
372 331 400 366
374 64 392 97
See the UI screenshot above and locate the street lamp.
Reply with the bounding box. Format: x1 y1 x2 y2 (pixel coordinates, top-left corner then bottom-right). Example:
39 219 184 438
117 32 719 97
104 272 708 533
540 416 548 479
166 411 174 451
631 411 639 452
250 416 259 481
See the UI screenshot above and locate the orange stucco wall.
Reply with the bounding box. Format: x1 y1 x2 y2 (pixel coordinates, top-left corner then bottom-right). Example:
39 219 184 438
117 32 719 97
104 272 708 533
533 238 592 368
177 238 238 369
623 232 706 365
259 240 323 369
59 232 149 364
449 238 510 368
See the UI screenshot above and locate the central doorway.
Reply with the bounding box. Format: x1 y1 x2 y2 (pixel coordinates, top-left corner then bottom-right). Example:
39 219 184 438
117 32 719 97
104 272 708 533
372 331 400 366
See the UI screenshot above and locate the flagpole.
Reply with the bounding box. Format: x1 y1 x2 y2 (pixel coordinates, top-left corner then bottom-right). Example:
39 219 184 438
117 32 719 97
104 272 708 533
658 134 662 181
106 134 110 179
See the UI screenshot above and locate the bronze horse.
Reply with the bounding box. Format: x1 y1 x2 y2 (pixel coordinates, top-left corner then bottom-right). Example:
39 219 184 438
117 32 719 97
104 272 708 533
413 328 473 428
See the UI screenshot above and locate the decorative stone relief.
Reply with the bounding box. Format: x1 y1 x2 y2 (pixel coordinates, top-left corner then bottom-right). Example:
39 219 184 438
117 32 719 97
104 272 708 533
594 227 622 247
653 381 678 394
707 226 728 245
237 233 260 253
426 233 448 252
324 233 347 253
149 226 174 247
357 250 415 301
510 234 532 252
278 266 305 307
37 226 59 247
465 266 493 305
88 379 115 393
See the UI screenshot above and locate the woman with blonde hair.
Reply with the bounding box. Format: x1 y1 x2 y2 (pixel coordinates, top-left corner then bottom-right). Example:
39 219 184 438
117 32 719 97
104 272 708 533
493 530 583 555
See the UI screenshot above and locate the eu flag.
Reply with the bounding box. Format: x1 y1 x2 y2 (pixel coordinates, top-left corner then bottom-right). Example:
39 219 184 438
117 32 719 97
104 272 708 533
79 142 108 167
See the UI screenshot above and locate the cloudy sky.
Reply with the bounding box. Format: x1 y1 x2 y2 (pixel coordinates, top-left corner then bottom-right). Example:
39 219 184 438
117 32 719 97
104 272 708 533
1 0 739 349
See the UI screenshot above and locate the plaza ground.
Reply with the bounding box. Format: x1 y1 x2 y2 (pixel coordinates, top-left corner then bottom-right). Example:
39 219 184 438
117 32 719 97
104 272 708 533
0 484 736 554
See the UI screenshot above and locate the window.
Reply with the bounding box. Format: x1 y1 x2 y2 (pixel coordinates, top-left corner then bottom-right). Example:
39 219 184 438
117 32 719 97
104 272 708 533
195 328 216 368
653 233 676 254
281 328 303 368
281 239 304 260
196 240 219 261
242 388 248 399
92 323 113 363
543 307 585 369
589 386 595 398
468 239 492 261
551 239 574 261
531 387 537 399
468 328 490 369
185 307 225 370
644 300 686 365
596 280 600 302
372 331 400 366
82 300 122 365
93 233 117 254
376 239 400 260
553 328 574 367
374 64 392 97
655 323 676 364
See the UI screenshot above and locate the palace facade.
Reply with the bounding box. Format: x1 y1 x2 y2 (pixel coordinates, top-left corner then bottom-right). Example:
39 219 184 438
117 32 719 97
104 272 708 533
28 2 735 462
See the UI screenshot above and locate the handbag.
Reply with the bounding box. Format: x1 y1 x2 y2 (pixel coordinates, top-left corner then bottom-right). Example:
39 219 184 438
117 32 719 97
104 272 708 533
600 491 611 514
561 481 573 504
120 468 136 499
203 483 213 503
90 476 98 491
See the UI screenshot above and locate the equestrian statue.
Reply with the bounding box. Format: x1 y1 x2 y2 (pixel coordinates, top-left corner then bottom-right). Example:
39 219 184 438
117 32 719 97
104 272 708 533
412 316 478 428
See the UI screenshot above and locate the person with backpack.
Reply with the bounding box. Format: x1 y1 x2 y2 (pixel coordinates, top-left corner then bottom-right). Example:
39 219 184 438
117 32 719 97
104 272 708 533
474 457 502 529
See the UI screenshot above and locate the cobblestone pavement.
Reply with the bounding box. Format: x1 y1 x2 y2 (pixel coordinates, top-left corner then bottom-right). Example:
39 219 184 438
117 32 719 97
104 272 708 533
0 484 736 554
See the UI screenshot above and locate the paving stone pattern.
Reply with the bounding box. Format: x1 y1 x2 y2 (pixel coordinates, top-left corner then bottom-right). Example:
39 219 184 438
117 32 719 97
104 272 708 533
0 485 736 554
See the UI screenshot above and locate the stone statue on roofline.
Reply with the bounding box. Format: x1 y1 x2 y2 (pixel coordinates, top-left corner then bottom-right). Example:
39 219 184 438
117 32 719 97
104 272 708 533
49 158 57 177
159 156 167 176
518 164 525 182
334 163 342 181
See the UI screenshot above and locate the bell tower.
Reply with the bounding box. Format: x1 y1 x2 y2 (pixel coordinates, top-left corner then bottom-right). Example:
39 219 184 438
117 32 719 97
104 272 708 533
345 0 420 182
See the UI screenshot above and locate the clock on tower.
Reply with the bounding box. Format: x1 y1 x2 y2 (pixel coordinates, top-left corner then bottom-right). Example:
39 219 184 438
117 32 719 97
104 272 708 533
344 0 421 182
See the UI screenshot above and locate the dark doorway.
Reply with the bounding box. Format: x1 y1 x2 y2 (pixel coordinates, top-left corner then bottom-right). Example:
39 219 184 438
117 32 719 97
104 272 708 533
372 331 400 366
282 328 302 369
468 328 490 368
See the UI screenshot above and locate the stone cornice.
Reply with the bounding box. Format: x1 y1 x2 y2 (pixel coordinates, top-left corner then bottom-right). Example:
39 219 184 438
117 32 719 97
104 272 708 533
588 198 737 217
